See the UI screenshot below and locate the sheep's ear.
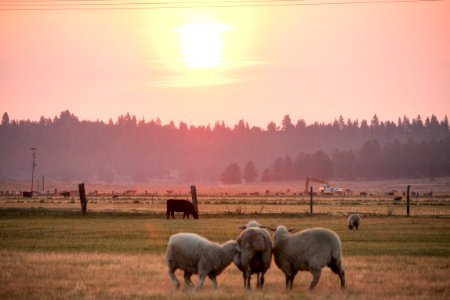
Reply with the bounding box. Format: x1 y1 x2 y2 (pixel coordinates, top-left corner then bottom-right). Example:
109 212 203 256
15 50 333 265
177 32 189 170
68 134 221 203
287 228 295 232
236 244 242 252
238 226 246 230
267 226 277 232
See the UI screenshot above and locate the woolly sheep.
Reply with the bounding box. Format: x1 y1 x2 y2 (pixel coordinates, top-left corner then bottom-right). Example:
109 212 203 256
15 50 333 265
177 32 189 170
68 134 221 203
273 225 345 290
347 214 361 230
166 232 240 290
234 220 273 289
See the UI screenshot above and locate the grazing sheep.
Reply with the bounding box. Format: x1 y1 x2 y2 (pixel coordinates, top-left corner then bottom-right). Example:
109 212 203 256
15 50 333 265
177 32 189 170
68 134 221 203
234 220 273 289
166 233 239 290
166 199 199 219
348 214 361 230
273 225 345 290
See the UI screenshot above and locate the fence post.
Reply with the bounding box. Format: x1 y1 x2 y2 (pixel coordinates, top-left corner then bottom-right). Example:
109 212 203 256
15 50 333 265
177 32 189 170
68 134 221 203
78 183 87 215
406 185 410 217
191 185 198 213
310 187 313 215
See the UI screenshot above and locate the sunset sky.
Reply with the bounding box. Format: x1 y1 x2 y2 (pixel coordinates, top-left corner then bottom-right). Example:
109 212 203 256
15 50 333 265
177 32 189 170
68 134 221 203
1 0 449 127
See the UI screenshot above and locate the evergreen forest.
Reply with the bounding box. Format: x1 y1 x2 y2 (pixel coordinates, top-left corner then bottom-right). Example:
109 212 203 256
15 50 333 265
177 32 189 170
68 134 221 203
1 111 449 184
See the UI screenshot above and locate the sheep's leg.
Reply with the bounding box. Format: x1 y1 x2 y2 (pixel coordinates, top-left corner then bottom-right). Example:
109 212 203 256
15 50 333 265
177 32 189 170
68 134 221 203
171 211 175 219
168 270 180 289
209 275 219 289
183 272 194 287
309 269 322 290
285 273 295 289
289 273 296 289
245 269 251 289
256 272 261 289
339 269 346 289
260 272 265 289
336 264 346 289
329 261 346 289
194 275 206 290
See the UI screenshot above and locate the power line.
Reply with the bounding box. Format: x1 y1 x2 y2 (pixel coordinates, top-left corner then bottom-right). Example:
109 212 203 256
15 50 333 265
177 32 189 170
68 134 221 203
0 0 443 10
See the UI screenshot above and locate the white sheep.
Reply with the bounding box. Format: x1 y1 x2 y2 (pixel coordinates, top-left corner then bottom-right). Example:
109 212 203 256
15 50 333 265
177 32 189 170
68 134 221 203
348 214 361 230
166 232 240 290
273 225 345 290
234 220 273 289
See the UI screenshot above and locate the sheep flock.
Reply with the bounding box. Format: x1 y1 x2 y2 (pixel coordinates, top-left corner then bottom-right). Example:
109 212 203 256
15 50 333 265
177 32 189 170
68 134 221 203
166 216 357 292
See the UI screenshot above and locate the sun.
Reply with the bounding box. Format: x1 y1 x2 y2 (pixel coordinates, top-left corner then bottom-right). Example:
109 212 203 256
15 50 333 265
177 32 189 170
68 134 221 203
177 22 230 69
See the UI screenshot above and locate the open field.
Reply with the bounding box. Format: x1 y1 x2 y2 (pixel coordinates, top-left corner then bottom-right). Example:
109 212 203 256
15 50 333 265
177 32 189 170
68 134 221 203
1 178 449 299
1 211 450 299
1 178 449 217
1 192 450 217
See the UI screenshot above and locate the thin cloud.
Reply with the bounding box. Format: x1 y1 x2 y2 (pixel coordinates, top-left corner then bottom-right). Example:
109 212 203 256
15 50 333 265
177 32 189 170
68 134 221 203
147 57 269 87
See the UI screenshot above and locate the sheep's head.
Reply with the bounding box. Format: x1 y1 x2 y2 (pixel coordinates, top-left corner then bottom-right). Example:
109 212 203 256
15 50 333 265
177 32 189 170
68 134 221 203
238 220 275 231
222 240 241 256
273 225 293 244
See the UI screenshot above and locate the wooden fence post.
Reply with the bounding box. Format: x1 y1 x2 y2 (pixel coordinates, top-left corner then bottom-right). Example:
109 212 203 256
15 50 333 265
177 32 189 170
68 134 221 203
78 183 87 215
406 185 410 217
310 187 313 215
191 185 198 213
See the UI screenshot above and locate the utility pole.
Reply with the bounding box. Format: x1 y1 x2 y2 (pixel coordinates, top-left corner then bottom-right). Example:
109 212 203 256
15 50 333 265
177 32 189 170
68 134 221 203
30 147 37 193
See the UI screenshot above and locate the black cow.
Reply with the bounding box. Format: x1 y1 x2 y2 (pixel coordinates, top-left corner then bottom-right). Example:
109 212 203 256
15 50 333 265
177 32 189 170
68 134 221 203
22 191 33 198
166 199 199 219
60 191 70 198
393 196 402 202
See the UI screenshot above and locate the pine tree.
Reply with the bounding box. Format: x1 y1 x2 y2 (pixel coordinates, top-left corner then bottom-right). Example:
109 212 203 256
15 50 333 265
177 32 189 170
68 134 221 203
243 161 258 183
1 112 9 125
220 163 241 184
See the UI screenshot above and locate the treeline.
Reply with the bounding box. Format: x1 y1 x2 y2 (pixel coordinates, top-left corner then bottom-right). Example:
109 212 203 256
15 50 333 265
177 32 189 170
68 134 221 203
220 138 450 184
0 111 448 183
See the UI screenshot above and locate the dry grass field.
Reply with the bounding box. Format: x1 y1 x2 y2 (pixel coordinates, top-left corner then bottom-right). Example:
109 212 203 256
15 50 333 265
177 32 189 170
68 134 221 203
1 193 449 217
1 179 449 299
0 212 449 299
2 251 449 300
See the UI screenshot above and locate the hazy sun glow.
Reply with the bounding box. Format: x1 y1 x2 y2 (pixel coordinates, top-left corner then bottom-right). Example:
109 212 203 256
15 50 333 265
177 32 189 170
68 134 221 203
148 9 257 86
177 22 231 69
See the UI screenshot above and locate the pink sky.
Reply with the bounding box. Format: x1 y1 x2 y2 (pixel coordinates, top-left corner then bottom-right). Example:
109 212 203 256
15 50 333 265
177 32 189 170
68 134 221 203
0 1 449 127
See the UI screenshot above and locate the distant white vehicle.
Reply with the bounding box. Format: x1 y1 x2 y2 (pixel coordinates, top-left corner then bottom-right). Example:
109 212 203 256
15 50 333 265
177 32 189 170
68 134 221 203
304 176 344 195
320 185 343 194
